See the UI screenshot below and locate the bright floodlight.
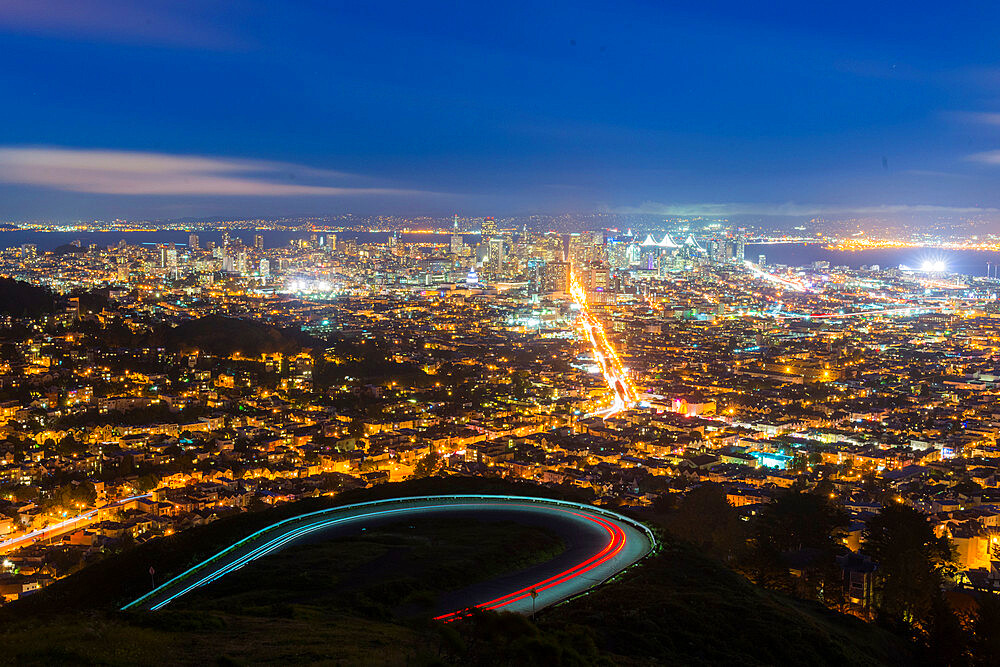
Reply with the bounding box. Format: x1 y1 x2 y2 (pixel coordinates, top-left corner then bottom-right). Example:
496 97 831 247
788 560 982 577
921 259 946 272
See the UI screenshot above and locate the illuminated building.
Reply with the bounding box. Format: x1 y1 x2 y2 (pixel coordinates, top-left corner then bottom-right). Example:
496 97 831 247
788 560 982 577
487 237 505 278
159 244 178 270
541 260 570 293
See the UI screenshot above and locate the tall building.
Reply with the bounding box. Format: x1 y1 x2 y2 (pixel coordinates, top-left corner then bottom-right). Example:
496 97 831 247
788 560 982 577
708 239 723 263
541 261 570 293
159 244 177 269
482 216 497 238
188 234 199 251
626 242 641 266
487 236 505 277
254 234 264 251
578 260 610 294
259 258 270 278
608 238 629 269
569 231 604 265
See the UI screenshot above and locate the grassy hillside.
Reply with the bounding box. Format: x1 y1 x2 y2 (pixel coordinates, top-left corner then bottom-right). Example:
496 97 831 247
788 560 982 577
543 540 911 666
0 479 914 666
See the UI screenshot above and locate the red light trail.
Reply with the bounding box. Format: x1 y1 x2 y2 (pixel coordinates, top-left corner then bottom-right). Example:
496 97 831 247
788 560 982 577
434 509 627 622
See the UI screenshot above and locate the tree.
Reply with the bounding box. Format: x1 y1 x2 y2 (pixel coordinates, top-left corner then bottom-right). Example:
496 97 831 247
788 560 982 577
10 484 40 502
970 593 1000 666
663 483 744 562
136 474 159 493
862 503 956 636
743 489 847 600
57 433 87 457
413 451 440 478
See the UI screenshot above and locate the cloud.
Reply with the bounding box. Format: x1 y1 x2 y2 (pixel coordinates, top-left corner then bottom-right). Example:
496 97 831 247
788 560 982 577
0 0 244 50
950 111 1000 126
613 201 1000 217
0 148 427 197
900 169 969 179
966 150 1000 165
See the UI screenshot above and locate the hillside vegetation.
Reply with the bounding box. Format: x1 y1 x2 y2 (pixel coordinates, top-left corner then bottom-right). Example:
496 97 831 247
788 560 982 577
0 478 914 665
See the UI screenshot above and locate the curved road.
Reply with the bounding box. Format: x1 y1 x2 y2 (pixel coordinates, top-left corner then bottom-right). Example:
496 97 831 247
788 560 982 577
122 495 655 618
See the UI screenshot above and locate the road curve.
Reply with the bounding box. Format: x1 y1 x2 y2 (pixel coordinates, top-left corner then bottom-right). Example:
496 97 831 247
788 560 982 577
121 495 655 616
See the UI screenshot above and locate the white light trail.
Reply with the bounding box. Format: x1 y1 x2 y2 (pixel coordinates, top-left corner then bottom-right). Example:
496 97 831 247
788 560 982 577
568 270 637 417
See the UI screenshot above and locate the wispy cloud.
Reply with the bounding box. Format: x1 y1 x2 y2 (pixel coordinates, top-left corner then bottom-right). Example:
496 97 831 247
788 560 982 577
0 0 244 50
950 111 1000 126
900 169 969 179
0 147 427 197
613 201 1000 217
966 150 1000 165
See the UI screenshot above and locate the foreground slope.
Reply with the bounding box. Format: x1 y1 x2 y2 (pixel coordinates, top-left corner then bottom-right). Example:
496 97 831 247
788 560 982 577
0 478 912 665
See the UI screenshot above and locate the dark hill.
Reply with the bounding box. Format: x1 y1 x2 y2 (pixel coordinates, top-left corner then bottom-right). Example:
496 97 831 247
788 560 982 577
153 315 318 357
0 278 55 317
52 243 87 256
0 478 913 665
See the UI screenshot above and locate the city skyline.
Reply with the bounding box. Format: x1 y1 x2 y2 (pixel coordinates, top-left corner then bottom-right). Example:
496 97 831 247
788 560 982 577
2 1 1000 221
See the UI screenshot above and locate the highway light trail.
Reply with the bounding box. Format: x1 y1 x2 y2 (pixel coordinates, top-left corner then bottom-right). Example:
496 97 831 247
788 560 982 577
143 504 465 611
123 496 654 616
743 260 813 293
433 510 626 622
568 269 637 416
0 493 152 554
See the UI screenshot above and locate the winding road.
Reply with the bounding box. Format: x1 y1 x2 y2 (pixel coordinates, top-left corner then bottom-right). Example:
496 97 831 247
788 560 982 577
121 495 655 618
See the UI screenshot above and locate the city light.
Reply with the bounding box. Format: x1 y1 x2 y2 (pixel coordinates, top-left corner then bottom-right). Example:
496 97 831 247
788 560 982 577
568 269 638 416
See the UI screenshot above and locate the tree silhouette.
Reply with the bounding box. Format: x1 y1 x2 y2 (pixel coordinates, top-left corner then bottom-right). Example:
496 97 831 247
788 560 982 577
413 451 440 478
863 503 956 636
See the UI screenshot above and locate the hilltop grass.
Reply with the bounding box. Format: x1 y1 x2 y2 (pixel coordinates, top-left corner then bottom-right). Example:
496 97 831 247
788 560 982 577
169 518 566 620
541 539 913 666
0 478 917 666
0 517 564 666
3 476 588 617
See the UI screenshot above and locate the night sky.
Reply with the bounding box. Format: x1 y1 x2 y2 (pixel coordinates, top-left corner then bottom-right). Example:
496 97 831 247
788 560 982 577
2 0 1000 221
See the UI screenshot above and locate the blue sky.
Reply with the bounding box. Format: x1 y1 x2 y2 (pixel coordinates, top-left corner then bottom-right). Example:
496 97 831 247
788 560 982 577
2 0 1000 221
